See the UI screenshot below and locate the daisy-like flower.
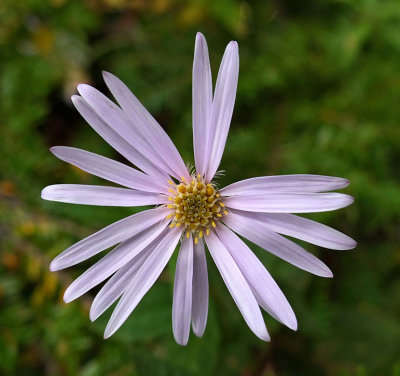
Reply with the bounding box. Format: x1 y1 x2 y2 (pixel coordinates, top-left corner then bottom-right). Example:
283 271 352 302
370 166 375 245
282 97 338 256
42 32 356 345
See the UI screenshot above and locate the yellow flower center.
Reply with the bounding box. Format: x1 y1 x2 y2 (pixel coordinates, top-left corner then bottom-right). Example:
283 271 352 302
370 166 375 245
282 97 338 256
166 174 228 244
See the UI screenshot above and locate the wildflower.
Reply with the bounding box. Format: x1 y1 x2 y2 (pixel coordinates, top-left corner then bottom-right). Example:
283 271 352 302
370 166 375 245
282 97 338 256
42 32 356 345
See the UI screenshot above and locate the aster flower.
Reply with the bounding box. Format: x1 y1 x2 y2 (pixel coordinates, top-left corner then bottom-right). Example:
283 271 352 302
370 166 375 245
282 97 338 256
42 32 356 345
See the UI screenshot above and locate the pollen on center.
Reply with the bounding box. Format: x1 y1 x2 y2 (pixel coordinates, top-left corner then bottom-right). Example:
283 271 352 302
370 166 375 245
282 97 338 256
166 174 227 244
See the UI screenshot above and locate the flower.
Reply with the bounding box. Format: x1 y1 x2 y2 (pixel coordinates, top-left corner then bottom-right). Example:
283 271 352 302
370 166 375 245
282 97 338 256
42 32 356 346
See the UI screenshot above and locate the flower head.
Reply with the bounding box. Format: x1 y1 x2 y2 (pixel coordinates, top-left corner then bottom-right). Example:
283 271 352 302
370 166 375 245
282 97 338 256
42 32 356 345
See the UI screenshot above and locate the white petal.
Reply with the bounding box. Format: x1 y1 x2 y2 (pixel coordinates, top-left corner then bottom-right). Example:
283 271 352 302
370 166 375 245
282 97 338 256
192 32 213 177
224 211 333 277
220 175 350 196
49 207 170 271
41 184 166 206
90 245 153 321
71 95 167 181
205 231 269 341
205 41 239 181
104 227 182 338
77 84 174 178
64 222 167 303
102 72 190 181
191 239 209 337
50 146 167 194
230 209 356 250
224 193 354 213
172 234 193 346
216 224 297 330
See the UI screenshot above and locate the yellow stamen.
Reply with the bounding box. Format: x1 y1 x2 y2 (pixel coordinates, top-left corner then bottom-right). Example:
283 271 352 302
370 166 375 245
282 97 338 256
165 175 225 239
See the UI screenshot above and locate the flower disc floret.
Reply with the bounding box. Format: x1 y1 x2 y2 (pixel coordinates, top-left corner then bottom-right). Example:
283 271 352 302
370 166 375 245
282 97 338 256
167 174 227 243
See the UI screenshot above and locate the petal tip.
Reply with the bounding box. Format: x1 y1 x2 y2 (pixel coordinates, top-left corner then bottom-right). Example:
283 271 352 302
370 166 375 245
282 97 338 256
103 326 114 339
63 291 73 303
196 31 205 40
77 83 91 96
325 270 334 278
89 309 98 322
228 40 239 51
49 260 60 272
41 186 50 200
260 331 271 342
286 318 298 331
193 327 205 338
175 337 189 346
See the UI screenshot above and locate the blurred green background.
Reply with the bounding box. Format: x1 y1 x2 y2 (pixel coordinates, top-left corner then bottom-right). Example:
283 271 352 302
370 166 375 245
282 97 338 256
1 0 399 375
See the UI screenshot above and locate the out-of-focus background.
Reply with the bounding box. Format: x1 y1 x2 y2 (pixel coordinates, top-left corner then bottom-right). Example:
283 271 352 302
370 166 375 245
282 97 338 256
0 0 399 375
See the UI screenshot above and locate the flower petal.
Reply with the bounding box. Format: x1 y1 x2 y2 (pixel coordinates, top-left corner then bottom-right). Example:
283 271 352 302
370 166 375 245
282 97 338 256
90 245 153 321
205 231 270 341
78 83 181 182
104 227 182 338
64 222 167 303
71 95 167 181
191 239 209 337
172 234 194 346
50 146 167 194
41 184 166 206
49 207 170 271
216 224 297 330
102 72 190 181
220 175 350 196
230 209 356 250
224 211 333 277
192 32 213 177
205 41 239 181
224 192 354 213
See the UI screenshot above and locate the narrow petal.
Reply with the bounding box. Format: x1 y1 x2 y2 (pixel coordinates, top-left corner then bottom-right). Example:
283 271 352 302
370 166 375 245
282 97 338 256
191 239 209 337
71 95 167 181
41 184 166 206
216 224 297 330
49 207 170 271
192 32 213 176
205 41 239 181
230 209 356 250
224 211 333 277
77 84 175 178
64 222 167 303
104 227 182 338
102 72 190 181
220 175 350 196
224 192 354 213
90 245 153 321
51 146 167 194
172 234 194 346
205 231 269 341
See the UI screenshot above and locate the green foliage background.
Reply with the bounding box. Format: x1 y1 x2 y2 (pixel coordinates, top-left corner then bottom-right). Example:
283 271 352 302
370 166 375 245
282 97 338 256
0 0 399 375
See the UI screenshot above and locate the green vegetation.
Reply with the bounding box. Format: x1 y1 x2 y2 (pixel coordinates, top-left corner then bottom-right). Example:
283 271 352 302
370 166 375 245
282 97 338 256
0 0 399 375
